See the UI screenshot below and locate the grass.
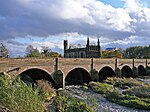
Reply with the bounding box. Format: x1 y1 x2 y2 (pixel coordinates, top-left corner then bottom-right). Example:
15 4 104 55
105 77 145 88
0 74 45 112
36 80 56 102
89 80 150 110
123 86 150 98
53 91 94 112
0 73 93 112
89 81 115 96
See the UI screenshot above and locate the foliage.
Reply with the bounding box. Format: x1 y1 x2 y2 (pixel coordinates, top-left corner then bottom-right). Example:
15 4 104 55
26 48 42 57
101 49 123 58
125 45 150 58
25 45 61 57
36 80 56 101
45 51 61 57
105 77 145 89
0 43 9 58
26 45 35 55
0 75 45 112
89 81 150 110
89 81 115 95
114 95 150 110
123 86 150 98
53 92 94 112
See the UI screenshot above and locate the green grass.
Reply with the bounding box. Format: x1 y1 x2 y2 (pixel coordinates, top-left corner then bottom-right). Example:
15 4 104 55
89 81 115 96
123 86 150 98
0 74 45 112
105 77 145 88
89 81 150 110
53 92 94 112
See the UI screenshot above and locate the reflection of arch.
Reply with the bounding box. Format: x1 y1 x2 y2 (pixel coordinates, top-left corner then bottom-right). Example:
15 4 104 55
65 68 91 85
138 65 146 76
99 66 115 82
121 66 133 78
19 68 54 86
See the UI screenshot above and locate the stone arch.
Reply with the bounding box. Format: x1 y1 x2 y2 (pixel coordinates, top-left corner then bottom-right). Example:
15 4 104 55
19 68 54 86
99 66 115 82
65 68 91 85
121 65 133 78
138 65 146 76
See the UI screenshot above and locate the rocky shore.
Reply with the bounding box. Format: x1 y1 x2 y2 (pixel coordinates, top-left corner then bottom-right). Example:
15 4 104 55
63 85 149 112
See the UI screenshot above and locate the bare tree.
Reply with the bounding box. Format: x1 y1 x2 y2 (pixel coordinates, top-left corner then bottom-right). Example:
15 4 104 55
26 45 34 55
0 43 9 58
41 46 51 56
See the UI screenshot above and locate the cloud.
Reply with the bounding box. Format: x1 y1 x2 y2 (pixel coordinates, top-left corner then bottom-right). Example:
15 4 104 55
0 0 135 40
0 0 150 57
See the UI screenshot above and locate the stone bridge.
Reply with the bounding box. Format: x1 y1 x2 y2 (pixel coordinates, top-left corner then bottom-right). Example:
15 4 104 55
0 58 150 88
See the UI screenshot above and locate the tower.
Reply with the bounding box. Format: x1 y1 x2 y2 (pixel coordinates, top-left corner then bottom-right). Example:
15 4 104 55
86 37 89 47
97 38 101 58
64 40 68 51
86 37 90 58
64 40 68 58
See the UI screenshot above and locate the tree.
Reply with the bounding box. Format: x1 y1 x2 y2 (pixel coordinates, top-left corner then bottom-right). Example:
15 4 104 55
125 46 150 58
26 45 41 57
26 45 34 55
49 52 60 57
0 43 9 58
41 46 51 57
26 48 41 57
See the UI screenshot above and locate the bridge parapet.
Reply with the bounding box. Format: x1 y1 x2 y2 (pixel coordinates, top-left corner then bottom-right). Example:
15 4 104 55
0 58 150 78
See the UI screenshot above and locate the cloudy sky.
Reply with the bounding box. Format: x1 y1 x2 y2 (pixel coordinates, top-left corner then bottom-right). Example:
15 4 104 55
0 0 150 57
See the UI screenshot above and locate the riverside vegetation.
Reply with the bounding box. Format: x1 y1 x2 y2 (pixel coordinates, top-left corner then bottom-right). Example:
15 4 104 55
0 72 150 112
0 73 94 112
89 77 150 110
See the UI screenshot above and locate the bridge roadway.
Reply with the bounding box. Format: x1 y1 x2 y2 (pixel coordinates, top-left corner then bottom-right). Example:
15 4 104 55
0 58 150 88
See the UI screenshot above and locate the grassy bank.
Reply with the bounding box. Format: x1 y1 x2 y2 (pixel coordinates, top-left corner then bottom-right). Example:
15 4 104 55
0 73 94 112
89 77 150 110
0 74 45 112
52 91 94 112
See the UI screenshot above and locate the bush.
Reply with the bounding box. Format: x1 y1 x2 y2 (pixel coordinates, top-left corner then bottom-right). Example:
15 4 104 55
117 95 150 110
0 75 45 112
90 81 150 110
89 81 115 95
53 92 94 112
123 86 150 98
36 80 56 101
105 77 145 88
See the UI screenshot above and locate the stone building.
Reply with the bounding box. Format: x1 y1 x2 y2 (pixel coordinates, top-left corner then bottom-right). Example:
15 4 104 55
64 37 101 58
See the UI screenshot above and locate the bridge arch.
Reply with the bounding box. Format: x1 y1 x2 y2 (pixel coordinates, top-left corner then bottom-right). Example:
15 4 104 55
65 68 92 85
18 68 54 86
138 65 146 76
121 65 133 78
99 66 115 82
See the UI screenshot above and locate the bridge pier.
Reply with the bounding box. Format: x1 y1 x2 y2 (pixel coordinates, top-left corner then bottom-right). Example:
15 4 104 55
53 58 64 89
90 58 99 81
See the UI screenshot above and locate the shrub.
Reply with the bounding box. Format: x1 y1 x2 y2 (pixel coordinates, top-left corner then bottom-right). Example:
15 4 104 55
90 81 150 110
117 95 150 110
0 75 45 112
53 92 94 112
36 80 56 101
89 81 115 96
123 86 150 98
105 77 145 88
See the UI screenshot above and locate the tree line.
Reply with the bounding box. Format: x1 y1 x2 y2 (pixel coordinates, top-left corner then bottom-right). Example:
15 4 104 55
25 45 61 58
0 43 61 58
0 42 150 58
